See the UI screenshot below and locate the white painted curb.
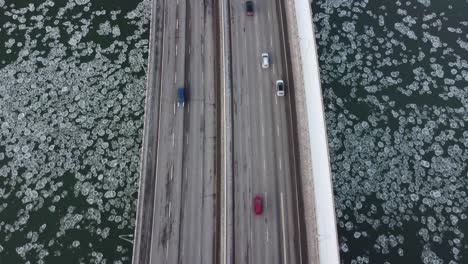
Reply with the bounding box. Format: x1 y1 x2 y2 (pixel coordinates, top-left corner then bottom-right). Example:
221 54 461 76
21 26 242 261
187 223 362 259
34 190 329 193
293 0 341 263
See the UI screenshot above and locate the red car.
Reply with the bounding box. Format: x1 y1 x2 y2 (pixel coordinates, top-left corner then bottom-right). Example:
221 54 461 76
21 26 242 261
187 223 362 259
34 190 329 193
254 195 262 215
246 1 254 16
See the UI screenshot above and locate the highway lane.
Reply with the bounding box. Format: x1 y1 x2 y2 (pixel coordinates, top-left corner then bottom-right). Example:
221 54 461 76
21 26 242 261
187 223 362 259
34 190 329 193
230 0 307 263
134 0 307 262
131 0 165 261
148 0 184 262
147 0 218 263
178 0 217 263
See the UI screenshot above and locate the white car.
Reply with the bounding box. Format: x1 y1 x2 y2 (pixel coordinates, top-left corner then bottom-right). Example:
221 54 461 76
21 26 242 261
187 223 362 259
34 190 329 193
276 80 285 96
261 53 269 68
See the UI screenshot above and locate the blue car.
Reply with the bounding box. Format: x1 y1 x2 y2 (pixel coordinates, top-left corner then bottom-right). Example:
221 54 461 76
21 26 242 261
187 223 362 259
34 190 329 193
177 87 185 107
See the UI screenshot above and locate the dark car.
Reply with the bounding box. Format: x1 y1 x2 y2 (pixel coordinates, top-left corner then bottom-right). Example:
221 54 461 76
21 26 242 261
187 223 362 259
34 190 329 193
246 1 254 16
177 87 185 107
254 195 262 215
276 80 285 96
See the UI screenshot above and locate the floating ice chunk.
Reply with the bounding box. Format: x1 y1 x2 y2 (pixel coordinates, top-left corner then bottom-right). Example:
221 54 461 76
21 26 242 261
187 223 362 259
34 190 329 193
365 85 378 93
431 190 441 198
109 159 118 167
342 21 355 33
361 121 369 129
68 38 78 46
430 63 444 78
112 26 121 37
427 216 437 232
98 21 112 36
75 0 90 5
394 23 417 40
354 231 361 238
356 202 362 209
340 242 349 253
378 15 384 26
24 172 33 180
127 11 137 19
104 191 116 198
422 247 443 264
421 160 430 168
450 215 459 225
417 0 431 7
5 38 15 48
423 32 441 48
21 145 30 153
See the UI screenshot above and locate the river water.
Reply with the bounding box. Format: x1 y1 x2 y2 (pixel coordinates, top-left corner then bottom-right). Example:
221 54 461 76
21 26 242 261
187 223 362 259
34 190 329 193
0 0 150 263
312 0 468 263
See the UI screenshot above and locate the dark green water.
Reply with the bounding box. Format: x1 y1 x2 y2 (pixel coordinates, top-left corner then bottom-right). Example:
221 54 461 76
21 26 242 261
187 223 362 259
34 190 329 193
0 0 150 263
312 0 468 263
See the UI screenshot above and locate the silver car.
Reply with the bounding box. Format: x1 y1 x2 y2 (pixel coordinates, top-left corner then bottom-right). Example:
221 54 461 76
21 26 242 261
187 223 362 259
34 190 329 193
261 53 269 68
276 80 285 96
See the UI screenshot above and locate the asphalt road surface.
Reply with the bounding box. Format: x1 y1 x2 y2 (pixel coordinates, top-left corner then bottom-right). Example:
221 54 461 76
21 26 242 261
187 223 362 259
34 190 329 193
146 0 218 263
134 0 308 263
230 0 308 263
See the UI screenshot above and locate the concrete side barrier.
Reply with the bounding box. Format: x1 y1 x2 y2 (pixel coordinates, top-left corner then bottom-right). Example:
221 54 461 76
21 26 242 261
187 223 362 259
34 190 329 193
284 0 341 263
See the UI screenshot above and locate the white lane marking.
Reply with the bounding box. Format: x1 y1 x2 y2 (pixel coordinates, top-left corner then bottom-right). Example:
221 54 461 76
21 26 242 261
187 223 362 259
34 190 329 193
261 124 265 137
174 73 177 83
172 133 175 147
176 19 179 30
171 165 174 181
166 243 169 260
281 192 288 264
263 159 266 171
267 227 269 242
174 103 176 115
175 44 178 56
279 158 282 171
277 125 280 137
185 167 188 178
186 135 188 144
275 95 278 105
168 201 172 217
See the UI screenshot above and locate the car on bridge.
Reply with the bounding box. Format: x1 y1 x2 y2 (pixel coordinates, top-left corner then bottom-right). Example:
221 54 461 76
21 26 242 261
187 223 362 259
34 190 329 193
261 53 269 68
254 195 263 215
246 1 254 16
177 87 185 107
276 80 285 96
